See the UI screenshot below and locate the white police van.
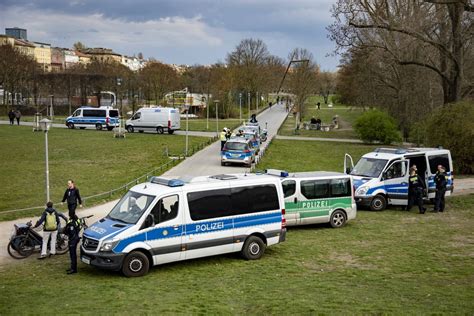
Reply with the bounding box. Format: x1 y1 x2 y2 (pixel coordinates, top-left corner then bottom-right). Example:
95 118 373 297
125 107 180 134
81 174 287 277
345 147 453 211
266 169 356 228
65 106 120 131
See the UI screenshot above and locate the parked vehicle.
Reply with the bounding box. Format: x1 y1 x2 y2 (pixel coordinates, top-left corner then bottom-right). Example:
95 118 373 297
65 106 120 131
7 221 69 259
244 123 267 142
345 147 453 211
241 129 261 152
221 137 256 167
266 169 356 228
126 107 180 134
81 174 286 277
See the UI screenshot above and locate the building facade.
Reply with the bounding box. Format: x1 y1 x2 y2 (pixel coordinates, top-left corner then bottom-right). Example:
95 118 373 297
5 27 27 40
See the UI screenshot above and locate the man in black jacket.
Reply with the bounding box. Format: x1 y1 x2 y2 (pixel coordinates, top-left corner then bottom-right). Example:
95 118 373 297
433 165 448 212
65 214 82 274
407 168 427 214
62 180 82 217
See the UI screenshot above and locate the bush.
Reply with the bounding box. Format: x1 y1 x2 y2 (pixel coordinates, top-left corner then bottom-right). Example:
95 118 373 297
354 110 402 144
423 101 474 174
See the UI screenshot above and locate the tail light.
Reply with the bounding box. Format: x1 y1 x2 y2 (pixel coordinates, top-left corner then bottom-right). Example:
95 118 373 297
168 120 171 129
281 209 286 228
243 149 251 153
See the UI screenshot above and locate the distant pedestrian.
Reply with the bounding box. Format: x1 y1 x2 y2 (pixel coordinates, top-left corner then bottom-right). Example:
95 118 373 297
62 180 83 217
34 201 67 259
220 128 227 150
317 102 321 110
64 214 82 274
14 109 21 125
8 109 15 125
433 165 448 212
407 169 426 214
269 101 272 109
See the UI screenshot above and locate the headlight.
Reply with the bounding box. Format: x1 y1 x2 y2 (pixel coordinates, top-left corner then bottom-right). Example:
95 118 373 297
356 186 369 196
100 240 118 252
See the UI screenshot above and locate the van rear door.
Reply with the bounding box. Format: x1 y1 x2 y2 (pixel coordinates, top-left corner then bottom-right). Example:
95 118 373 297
381 159 409 205
426 151 453 197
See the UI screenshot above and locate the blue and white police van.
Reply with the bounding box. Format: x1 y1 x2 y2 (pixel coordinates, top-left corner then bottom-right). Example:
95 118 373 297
65 106 120 131
81 174 287 277
344 147 453 211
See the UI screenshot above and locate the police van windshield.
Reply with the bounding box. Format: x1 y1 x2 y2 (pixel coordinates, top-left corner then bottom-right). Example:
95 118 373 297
351 158 388 178
107 191 155 224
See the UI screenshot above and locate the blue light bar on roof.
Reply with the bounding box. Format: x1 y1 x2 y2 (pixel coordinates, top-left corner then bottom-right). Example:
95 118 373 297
265 169 289 177
149 177 184 187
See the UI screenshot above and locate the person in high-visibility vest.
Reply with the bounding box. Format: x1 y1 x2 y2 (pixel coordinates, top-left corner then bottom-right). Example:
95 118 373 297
220 128 227 150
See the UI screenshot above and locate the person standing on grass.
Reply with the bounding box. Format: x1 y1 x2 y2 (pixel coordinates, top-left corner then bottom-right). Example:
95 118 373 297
8 109 15 125
62 179 83 217
407 168 426 214
64 214 82 274
14 109 21 125
34 201 67 259
433 165 448 212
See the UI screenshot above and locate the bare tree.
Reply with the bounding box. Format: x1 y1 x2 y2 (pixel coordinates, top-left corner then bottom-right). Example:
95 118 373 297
139 61 180 105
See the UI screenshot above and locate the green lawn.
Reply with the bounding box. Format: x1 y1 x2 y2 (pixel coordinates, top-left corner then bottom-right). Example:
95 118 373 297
184 118 243 132
0 125 211 220
1 194 472 314
1 115 67 125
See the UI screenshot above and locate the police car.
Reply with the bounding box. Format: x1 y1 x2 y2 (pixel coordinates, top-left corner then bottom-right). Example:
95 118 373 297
81 174 286 277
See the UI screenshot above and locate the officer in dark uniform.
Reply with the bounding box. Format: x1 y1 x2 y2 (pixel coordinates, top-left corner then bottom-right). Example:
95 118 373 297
407 168 426 214
65 214 82 274
433 165 448 212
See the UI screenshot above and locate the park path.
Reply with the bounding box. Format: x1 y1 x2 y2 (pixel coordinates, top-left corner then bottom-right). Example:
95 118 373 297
0 102 289 267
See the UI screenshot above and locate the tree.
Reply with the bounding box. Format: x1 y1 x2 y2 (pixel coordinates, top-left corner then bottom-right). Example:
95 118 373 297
318 71 337 104
354 110 402 144
139 62 180 105
329 0 474 104
73 41 86 51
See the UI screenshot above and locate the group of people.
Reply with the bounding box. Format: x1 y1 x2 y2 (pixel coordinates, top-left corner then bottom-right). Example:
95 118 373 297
34 180 83 275
8 109 21 125
407 164 448 214
310 116 322 130
220 127 233 150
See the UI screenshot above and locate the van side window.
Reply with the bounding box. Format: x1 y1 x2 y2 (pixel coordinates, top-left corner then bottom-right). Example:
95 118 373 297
428 154 450 173
72 110 80 117
233 185 279 213
384 161 405 179
330 178 351 197
83 109 106 117
282 180 296 197
301 180 330 199
109 110 119 117
149 195 179 225
187 189 232 221
132 112 141 120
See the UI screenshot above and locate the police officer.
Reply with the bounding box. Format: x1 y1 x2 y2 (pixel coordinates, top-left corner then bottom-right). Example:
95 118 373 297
407 168 426 214
433 165 448 212
65 214 82 274
220 128 227 150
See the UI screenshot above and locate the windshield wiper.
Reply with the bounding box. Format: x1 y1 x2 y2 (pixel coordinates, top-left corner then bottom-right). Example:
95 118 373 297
108 216 128 224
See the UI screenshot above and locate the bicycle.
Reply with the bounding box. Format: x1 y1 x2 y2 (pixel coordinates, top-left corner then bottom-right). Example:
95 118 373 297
7 221 69 259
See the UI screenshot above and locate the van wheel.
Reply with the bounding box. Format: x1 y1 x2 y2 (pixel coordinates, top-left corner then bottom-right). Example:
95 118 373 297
122 251 149 277
370 195 386 211
241 236 266 260
156 127 164 134
221 162 226 166
168 129 174 135
107 126 114 131
67 122 74 129
330 210 347 228
126 126 134 133
95 124 103 131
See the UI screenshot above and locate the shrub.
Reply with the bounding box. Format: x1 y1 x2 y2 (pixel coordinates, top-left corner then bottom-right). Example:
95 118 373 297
354 110 402 144
423 101 474 174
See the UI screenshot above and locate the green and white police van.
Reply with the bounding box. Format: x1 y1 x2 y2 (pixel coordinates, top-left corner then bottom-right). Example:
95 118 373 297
266 170 357 228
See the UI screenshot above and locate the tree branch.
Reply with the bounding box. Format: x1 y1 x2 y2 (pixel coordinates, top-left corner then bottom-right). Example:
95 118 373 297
398 60 450 83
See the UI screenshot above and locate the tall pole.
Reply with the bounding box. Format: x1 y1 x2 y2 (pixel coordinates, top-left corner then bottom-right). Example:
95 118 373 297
256 92 259 113
44 130 50 202
206 95 209 130
215 100 219 135
239 92 242 123
185 107 189 156
247 92 251 120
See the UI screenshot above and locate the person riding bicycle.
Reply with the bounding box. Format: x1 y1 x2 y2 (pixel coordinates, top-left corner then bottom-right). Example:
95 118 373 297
34 201 67 259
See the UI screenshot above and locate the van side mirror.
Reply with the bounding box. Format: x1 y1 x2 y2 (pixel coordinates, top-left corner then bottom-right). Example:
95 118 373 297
345 167 352 174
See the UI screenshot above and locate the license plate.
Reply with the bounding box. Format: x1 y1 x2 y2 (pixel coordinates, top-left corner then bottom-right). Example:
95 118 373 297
231 154 241 158
81 256 90 265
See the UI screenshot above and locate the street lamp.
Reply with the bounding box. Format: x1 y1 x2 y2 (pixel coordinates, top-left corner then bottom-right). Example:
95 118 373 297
214 100 220 136
256 91 259 113
39 118 52 203
239 92 242 123
247 92 251 120
185 104 189 156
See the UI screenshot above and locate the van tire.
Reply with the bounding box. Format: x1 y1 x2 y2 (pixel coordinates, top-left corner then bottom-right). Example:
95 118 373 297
221 162 226 166
241 236 266 260
168 129 174 135
67 122 74 129
156 126 164 134
330 210 347 228
370 194 387 211
126 126 134 133
95 124 103 131
122 251 149 277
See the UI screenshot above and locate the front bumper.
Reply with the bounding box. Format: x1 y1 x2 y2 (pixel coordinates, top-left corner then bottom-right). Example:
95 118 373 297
80 248 125 271
221 156 252 164
355 196 374 208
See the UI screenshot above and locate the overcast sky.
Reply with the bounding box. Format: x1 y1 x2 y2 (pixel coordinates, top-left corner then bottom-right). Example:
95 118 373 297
0 0 340 70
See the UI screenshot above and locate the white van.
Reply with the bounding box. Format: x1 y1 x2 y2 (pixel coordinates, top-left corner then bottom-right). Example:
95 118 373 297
266 169 356 228
65 106 120 131
126 107 180 134
81 174 286 277
345 147 454 211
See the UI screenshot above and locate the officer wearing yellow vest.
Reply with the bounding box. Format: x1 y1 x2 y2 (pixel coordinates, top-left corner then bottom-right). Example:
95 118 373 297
433 165 448 212
220 128 227 150
407 168 426 214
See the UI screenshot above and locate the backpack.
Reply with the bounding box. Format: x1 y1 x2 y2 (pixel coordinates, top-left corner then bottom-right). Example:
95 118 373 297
45 212 57 231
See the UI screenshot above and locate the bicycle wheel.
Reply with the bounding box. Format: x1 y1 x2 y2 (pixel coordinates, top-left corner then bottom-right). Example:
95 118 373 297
8 236 34 259
56 233 69 255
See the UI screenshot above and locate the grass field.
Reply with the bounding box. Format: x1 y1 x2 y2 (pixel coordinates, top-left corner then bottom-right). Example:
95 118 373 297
1 194 472 314
184 118 243 132
0 125 211 220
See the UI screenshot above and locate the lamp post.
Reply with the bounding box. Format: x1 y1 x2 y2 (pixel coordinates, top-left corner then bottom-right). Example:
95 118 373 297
49 95 54 122
185 104 189 156
239 92 242 123
214 100 220 136
256 91 259 113
39 118 52 203
247 92 251 119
